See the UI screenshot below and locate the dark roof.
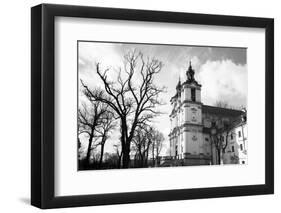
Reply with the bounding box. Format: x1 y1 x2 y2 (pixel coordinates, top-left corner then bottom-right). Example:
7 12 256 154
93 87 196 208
202 105 243 118
203 114 246 134
227 115 246 130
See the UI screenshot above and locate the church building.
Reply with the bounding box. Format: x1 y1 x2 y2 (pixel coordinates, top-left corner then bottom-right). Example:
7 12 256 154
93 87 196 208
168 62 247 165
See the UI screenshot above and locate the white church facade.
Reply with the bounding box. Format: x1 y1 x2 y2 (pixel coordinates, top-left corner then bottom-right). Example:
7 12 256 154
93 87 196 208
168 62 247 166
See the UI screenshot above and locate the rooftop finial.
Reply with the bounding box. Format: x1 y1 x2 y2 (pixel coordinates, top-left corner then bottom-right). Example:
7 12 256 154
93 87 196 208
186 60 195 81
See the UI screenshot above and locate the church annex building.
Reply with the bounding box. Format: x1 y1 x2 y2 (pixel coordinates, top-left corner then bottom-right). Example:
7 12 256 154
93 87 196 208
168 62 247 166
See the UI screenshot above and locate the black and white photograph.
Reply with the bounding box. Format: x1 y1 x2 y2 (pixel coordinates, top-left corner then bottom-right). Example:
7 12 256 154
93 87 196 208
0 0 276 211
77 41 248 170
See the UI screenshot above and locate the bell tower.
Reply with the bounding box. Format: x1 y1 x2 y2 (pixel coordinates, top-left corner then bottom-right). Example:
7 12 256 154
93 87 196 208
183 61 202 103
181 62 204 164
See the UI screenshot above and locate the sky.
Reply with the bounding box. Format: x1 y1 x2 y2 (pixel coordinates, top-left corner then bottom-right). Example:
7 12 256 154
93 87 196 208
78 41 247 156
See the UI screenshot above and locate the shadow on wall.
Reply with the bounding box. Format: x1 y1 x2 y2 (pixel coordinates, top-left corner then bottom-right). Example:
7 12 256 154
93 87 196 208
19 197 30 205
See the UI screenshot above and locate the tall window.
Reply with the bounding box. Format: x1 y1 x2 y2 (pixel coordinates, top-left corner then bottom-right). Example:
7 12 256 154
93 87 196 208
240 144 243 151
238 131 241 138
231 146 235 152
191 88 196 102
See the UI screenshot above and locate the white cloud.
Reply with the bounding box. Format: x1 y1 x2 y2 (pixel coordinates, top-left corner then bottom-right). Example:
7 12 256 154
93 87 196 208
197 59 247 108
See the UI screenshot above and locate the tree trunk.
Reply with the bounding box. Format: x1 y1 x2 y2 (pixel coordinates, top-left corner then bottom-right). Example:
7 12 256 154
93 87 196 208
122 144 131 168
99 138 106 167
220 150 224 165
210 141 213 165
86 134 94 166
120 118 131 168
85 121 97 167
122 152 130 168
145 150 149 167
156 155 159 166
117 152 122 168
152 143 155 166
156 146 160 166
217 149 221 165
140 153 144 167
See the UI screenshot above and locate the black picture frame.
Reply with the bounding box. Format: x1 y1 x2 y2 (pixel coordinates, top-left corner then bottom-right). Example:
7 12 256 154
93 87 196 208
31 3 274 209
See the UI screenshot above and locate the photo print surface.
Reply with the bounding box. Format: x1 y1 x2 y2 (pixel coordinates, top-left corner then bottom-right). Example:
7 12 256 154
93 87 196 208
78 41 247 170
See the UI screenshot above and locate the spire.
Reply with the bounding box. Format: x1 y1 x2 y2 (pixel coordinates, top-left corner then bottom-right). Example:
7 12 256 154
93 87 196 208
186 60 195 81
176 76 181 91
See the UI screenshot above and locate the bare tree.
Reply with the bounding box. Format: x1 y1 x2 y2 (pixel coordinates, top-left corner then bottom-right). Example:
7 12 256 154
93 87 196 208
78 100 108 166
151 130 165 166
210 120 230 165
132 125 152 167
215 100 230 109
96 111 116 167
81 50 165 168
131 125 165 168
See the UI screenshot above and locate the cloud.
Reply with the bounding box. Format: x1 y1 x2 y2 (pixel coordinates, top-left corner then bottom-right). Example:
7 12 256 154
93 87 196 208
197 59 247 108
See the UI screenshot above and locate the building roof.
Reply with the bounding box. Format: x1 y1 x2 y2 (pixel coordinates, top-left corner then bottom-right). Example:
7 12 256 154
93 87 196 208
227 114 246 130
203 110 246 134
203 117 246 135
202 105 244 118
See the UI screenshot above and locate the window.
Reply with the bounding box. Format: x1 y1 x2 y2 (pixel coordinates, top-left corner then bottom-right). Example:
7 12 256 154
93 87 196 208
242 161 245 164
230 133 233 140
205 138 209 142
240 144 243 151
191 88 196 102
231 146 235 152
238 131 241 138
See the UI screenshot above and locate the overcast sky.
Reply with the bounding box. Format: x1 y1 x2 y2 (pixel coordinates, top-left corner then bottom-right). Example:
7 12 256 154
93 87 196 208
78 41 247 156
